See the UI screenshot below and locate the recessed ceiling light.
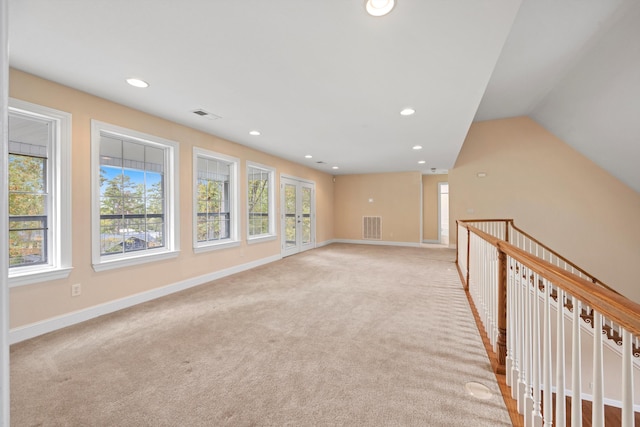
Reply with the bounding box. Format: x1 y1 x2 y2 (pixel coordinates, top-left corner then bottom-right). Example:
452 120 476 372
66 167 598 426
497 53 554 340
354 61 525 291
126 78 149 88
418 160 426 164
332 166 339 170
412 145 423 150
365 0 396 17
400 107 415 116
249 130 261 136
305 155 313 159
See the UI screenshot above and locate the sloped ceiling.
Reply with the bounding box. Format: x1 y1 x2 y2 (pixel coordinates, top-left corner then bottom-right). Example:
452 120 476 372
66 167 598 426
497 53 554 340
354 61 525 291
8 0 639 192
476 0 640 193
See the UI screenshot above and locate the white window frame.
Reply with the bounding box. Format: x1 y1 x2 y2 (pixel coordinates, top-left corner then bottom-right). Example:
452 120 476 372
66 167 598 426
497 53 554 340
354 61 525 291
193 148 240 252
8 99 72 287
91 120 180 272
246 161 276 244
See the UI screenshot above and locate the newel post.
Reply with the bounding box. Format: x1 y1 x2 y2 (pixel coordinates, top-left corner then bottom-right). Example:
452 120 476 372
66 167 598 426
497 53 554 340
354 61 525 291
465 227 470 290
496 248 507 374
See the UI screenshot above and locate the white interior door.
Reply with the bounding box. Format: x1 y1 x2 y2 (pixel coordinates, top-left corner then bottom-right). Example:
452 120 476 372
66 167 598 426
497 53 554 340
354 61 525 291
281 176 315 257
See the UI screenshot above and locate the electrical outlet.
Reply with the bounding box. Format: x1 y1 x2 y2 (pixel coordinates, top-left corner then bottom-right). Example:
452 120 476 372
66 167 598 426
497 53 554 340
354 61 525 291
71 283 81 297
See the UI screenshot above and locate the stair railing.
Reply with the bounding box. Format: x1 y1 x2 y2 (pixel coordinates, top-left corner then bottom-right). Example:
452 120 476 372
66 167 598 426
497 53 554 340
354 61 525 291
457 219 640 427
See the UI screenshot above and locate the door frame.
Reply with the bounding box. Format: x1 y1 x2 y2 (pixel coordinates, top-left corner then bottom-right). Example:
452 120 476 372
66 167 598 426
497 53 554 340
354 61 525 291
280 174 316 257
438 181 449 245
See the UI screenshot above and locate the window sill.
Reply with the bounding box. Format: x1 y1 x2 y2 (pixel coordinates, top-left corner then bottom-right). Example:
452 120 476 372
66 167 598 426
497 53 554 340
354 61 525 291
9 266 74 287
247 234 277 245
93 250 180 272
194 240 241 254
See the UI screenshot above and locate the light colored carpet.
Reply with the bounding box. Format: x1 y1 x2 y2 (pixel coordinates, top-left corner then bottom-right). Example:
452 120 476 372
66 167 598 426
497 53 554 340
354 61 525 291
10 244 511 426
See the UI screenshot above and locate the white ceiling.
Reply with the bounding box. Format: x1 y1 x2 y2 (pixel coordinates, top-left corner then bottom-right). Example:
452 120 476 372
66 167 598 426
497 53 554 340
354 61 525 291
8 1 639 192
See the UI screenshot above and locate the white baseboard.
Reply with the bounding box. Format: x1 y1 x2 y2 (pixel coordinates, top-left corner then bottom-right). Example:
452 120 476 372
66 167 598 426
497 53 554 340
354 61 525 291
315 239 336 248
9 254 282 344
332 239 421 248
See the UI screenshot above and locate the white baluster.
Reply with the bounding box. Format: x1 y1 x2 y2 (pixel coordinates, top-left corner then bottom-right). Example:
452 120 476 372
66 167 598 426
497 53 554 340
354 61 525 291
621 329 634 427
518 266 528 411
513 261 522 400
543 280 552 427
592 311 604 427
571 299 582 427
523 272 533 427
555 289 566 427
531 272 543 426
506 257 513 388
491 246 500 353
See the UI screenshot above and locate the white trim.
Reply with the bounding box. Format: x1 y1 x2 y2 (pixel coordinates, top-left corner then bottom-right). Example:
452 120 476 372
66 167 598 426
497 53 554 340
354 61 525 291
1 1 11 422
91 120 180 271
316 239 336 248
193 147 240 251
332 239 421 248
279 174 315 185
193 240 241 253
92 250 179 272
9 253 283 345
247 235 277 245
8 266 73 287
246 161 276 242
8 99 73 286
548 386 640 413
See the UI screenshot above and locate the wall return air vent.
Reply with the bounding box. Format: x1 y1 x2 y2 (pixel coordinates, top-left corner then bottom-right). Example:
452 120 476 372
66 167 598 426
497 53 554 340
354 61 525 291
363 216 382 240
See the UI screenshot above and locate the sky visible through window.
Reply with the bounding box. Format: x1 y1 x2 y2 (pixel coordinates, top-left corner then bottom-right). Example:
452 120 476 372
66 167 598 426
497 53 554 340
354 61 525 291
100 166 162 191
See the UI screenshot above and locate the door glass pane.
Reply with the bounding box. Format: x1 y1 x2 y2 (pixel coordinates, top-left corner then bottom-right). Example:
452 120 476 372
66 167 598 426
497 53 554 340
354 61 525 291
285 183 297 248
302 186 311 245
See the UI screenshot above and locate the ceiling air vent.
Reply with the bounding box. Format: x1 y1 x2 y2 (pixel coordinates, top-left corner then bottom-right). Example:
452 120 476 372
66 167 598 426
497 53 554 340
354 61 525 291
316 161 326 164
192 109 222 120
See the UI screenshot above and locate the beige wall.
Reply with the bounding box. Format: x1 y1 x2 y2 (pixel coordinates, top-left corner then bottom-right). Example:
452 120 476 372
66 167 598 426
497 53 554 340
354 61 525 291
9 69 334 328
450 117 640 302
333 172 422 243
422 174 448 241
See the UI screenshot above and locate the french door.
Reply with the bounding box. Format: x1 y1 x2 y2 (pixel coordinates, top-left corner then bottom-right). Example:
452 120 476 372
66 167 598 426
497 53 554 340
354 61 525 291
281 176 315 257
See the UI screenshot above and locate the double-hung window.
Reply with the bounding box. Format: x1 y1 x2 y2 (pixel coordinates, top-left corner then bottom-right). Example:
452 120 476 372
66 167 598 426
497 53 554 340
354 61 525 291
193 148 239 252
8 99 72 286
91 121 179 271
246 162 276 243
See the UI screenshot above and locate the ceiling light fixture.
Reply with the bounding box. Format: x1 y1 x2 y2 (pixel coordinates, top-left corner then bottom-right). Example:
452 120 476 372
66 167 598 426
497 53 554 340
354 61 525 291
126 78 149 88
305 155 313 159
400 107 415 116
249 130 261 136
332 166 339 170
418 160 426 164
412 145 423 150
365 0 396 17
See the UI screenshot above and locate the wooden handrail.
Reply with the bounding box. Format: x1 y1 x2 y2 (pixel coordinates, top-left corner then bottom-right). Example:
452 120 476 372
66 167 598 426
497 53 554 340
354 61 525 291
499 241 640 338
465 223 640 338
458 218 514 225
508 222 618 294
459 219 620 296
464 224 502 248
